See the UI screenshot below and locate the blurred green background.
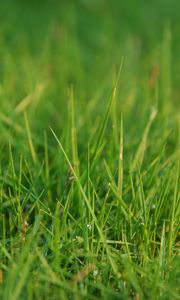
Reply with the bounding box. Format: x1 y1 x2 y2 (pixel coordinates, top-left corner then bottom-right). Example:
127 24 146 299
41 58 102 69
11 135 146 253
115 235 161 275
0 0 179 97
0 0 179 156
0 2 179 299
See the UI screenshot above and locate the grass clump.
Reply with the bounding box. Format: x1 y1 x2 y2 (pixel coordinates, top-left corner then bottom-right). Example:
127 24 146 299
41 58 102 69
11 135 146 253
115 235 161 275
0 1 179 299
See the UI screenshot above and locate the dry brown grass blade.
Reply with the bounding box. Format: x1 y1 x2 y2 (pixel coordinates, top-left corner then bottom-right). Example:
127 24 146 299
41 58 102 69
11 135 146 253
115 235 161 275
0 113 23 132
15 81 48 114
70 263 96 285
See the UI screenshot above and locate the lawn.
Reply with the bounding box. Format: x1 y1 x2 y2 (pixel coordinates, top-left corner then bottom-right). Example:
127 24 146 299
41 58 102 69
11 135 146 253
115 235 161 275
0 0 179 299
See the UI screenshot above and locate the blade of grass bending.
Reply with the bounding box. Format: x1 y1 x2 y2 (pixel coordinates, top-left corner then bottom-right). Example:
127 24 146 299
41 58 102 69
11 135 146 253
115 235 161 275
103 159 133 221
69 85 80 177
91 58 124 167
137 164 147 227
24 111 37 163
50 127 119 276
44 131 52 201
116 114 124 236
69 85 83 217
118 113 123 197
132 107 157 171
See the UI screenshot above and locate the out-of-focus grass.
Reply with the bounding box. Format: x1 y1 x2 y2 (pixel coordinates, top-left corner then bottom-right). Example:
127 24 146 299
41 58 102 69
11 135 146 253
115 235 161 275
0 0 179 299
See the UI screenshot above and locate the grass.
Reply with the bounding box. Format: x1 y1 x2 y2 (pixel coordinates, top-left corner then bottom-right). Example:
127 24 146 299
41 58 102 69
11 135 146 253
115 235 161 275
0 0 179 299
